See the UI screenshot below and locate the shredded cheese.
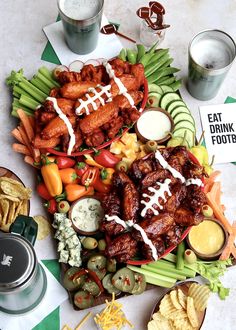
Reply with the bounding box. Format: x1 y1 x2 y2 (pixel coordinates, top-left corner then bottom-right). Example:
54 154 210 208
94 293 134 330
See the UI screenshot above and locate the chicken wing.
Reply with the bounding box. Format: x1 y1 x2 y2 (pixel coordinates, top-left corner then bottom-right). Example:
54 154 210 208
105 233 138 263
174 207 203 226
41 116 76 139
60 81 97 100
113 91 143 109
141 236 165 260
57 71 81 84
79 102 119 135
164 224 183 247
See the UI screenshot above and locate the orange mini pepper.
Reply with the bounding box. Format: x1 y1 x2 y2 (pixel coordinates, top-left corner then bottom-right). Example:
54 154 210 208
59 168 78 185
100 168 115 185
56 184 94 202
41 156 63 197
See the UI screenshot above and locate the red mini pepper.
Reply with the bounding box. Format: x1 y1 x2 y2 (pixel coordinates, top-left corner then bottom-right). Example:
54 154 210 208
36 182 52 200
74 162 89 177
55 156 76 169
81 168 111 193
44 198 57 214
94 149 120 168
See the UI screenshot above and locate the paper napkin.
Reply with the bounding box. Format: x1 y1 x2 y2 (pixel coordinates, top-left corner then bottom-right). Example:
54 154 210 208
43 16 123 65
0 261 68 330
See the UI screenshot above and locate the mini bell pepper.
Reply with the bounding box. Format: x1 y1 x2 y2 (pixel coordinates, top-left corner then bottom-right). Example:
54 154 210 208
59 168 78 184
100 168 115 185
36 182 52 200
56 184 94 202
81 168 110 193
56 156 76 169
84 154 103 169
44 198 57 214
74 162 89 177
93 149 120 168
41 156 63 197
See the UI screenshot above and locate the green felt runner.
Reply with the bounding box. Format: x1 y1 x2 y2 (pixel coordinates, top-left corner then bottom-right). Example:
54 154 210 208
32 260 60 330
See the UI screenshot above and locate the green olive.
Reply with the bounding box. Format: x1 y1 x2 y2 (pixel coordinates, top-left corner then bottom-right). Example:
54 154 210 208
145 140 158 153
184 249 197 264
82 237 98 250
115 161 128 172
201 205 213 218
112 267 135 293
102 274 121 295
63 267 85 291
131 273 146 295
74 290 94 309
57 200 70 213
82 279 100 296
98 239 107 251
106 258 117 273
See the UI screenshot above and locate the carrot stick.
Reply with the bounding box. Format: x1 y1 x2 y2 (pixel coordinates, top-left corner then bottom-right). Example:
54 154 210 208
12 143 31 156
32 148 41 162
206 170 221 183
11 128 25 144
18 126 32 151
206 192 233 234
210 181 221 204
17 108 34 142
24 156 39 168
28 116 36 130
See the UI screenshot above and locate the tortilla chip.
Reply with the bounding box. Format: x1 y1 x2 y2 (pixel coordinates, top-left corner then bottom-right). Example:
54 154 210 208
14 200 23 219
0 177 24 186
7 201 16 224
0 199 9 225
19 199 28 216
0 194 20 202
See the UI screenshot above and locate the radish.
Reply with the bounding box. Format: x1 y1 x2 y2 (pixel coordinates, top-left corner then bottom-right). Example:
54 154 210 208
84 59 100 66
96 58 106 65
53 65 69 79
69 60 84 72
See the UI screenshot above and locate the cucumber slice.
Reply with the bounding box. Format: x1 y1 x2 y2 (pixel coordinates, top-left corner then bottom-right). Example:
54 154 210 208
160 85 173 93
147 92 162 107
170 106 191 118
148 84 163 94
159 92 181 110
174 120 196 133
173 112 194 125
166 100 187 113
173 128 195 148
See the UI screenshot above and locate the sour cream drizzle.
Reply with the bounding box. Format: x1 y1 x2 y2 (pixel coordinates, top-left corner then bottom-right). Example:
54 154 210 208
47 97 75 155
103 61 136 108
75 84 112 115
155 150 186 183
141 179 172 217
186 178 203 187
105 215 158 260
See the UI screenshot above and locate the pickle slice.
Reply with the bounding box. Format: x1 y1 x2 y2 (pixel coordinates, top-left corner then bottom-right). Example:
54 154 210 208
112 267 135 293
131 273 146 295
102 274 121 295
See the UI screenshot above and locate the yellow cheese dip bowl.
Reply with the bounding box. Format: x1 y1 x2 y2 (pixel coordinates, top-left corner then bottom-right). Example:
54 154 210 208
187 218 228 260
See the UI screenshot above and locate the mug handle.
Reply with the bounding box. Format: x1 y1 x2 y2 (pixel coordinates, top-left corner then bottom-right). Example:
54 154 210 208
10 215 38 246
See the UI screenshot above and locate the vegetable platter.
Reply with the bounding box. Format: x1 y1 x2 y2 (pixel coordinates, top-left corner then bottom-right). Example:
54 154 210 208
6 43 235 315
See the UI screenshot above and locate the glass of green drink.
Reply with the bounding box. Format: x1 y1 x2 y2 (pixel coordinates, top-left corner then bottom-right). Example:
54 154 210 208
58 0 104 55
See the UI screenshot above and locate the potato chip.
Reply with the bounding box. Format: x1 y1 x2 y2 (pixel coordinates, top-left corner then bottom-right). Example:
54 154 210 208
0 194 20 202
0 181 32 199
160 295 178 319
170 290 183 310
7 201 16 224
0 177 23 186
168 309 187 321
14 200 23 219
186 296 199 328
33 215 51 240
188 283 210 311
0 199 9 225
19 199 28 216
177 288 187 309
152 312 175 330
173 317 194 330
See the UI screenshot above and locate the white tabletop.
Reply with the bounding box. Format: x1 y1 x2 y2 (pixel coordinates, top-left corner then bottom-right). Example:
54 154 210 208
1 0 236 329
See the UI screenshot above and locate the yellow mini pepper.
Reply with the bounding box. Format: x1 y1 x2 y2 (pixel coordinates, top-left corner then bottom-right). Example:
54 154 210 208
41 156 63 197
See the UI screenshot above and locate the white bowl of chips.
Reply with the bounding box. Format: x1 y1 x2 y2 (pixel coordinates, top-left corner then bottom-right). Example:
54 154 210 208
148 281 210 330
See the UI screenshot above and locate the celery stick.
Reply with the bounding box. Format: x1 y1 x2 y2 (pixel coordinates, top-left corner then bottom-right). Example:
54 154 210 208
12 107 34 118
163 253 177 263
176 242 185 270
19 94 40 110
127 265 176 284
145 274 175 288
142 265 186 281
13 90 20 98
19 79 47 103
13 98 33 113
37 72 59 89
149 262 196 278
13 85 32 99
38 66 60 87
31 77 50 94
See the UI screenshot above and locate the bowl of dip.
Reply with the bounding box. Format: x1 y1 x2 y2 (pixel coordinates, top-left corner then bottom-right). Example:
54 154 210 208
69 197 104 235
134 107 174 144
186 218 228 260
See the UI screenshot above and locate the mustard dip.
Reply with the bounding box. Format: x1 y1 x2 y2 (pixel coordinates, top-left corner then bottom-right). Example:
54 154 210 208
188 220 225 255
